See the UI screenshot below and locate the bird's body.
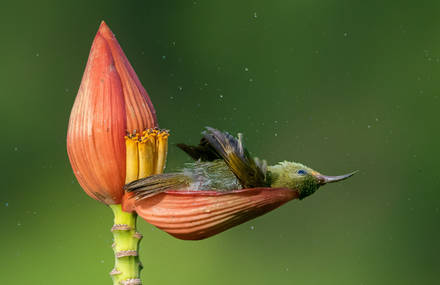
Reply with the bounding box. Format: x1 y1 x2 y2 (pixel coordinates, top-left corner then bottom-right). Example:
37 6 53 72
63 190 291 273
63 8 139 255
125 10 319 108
182 160 241 191
125 127 355 200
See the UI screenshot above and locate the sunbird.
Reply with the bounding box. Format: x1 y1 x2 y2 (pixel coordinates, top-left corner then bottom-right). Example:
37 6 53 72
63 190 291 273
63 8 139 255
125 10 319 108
125 127 356 199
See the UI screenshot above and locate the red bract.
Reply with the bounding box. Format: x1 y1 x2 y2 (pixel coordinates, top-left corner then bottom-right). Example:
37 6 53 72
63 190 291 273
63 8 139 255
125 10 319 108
134 188 298 240
67 22 157 204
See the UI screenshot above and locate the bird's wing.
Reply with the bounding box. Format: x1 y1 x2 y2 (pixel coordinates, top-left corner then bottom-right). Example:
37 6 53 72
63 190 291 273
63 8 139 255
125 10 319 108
124 173 192 200
201 127 268 188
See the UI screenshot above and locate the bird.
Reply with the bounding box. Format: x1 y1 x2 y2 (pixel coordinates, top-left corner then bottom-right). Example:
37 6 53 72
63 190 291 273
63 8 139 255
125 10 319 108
124 127 357 200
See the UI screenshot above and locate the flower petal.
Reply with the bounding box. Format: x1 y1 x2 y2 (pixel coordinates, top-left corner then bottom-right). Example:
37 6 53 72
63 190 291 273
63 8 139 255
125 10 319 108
67 33 126 204
134 188 298 240
97 22 157 132
67 22 158 204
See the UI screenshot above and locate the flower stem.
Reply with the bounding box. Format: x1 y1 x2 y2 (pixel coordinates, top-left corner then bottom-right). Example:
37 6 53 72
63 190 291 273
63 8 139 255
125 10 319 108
109 204 142 285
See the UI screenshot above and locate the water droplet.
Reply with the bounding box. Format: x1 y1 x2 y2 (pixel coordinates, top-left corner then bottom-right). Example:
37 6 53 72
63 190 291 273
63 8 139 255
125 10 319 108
36 53 39 57
5 202 8 207
177 86 183 91
249 78 254 82
219 94 224 99
253 12 258 18
244 67 249 72
162 55 166 60
170 96 174 100
343 32 348 37
274 133 278 137
13 147 18 151
250 226 255 230
367 125 371 129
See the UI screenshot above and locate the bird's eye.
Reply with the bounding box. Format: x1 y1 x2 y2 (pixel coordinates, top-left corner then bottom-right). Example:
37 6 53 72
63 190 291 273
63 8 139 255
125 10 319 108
297 169 307 175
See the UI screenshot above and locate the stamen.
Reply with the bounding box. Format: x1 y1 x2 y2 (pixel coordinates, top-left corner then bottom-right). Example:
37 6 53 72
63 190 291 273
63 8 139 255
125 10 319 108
135 128 169 176
138 134 155 178
149 130 158 170
154 130 169 174
125 135 139 184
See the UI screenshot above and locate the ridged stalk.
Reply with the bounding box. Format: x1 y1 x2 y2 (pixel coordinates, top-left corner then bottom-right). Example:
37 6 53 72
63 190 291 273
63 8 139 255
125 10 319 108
109 204 142 285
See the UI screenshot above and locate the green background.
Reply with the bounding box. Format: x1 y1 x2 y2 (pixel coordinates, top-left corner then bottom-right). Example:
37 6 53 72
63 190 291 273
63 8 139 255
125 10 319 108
1 0 439 284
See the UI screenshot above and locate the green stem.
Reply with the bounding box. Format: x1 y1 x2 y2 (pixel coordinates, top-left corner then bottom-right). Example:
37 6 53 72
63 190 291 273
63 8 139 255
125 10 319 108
109 204 142 285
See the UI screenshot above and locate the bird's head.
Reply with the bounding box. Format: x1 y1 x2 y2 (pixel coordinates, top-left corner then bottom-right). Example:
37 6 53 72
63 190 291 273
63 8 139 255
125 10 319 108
267 161 357 199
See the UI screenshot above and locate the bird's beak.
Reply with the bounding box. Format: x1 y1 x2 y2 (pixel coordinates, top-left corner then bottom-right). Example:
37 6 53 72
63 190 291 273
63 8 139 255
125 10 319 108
315 171 358 185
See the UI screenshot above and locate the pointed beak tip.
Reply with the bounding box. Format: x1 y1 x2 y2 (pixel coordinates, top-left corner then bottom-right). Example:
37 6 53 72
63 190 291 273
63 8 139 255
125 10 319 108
317 170 358 185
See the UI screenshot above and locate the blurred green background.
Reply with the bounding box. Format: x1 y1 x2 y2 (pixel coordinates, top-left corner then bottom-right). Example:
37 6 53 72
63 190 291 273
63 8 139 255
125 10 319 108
1 0 439 284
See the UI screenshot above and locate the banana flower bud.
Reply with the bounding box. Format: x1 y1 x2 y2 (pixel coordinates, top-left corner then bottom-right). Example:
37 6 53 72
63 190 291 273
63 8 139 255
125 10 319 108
67 21 157 205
